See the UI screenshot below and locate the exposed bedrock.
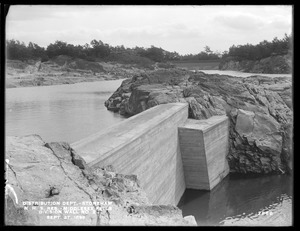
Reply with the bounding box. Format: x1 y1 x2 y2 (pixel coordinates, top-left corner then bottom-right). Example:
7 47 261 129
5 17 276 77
105 69 293 174
5 135 196 226
218 54 292 74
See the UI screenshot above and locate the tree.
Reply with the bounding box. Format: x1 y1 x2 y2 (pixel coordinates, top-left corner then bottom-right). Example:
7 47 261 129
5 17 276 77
225 34 291 61
46 41 69 58
138 46 165 62
204 46 212 55
6 40 30 61
89 39 110 59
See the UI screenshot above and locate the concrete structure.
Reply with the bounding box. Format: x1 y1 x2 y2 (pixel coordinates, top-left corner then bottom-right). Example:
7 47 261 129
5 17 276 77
178 117 229 190
72 103 188 205
71 103 229 206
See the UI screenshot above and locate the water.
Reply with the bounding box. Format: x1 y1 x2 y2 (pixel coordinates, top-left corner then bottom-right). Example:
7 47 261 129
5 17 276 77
5 73 293 226
178 174 293 226
5 79 127 143
197 70 292 78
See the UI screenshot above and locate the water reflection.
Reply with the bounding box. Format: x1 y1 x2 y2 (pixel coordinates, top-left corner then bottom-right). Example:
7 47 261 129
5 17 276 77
178 174 292 226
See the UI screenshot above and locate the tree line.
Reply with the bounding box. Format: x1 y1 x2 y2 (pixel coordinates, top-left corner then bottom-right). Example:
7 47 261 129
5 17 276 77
6 39 182 63
223 33 292 61
6 34 292 64
5 39 221 64
179 46 221 61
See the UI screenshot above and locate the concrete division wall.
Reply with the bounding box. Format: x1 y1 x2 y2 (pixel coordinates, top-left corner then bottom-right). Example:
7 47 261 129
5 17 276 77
178 123 210 189
203 117 230 190
178 116 229 190
72 103 188 206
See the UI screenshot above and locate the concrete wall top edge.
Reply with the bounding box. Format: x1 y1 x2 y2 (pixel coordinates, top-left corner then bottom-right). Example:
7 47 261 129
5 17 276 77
181 116 228 132
71 103 187 147
71 103 188 163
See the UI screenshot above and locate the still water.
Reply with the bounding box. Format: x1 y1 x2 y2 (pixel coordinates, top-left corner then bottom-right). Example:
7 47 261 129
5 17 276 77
198 70 292 78
178 174 292 226
5 79 126 143
5 73 292 226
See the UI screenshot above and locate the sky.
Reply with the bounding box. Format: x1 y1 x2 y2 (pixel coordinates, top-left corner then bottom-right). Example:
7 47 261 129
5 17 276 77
6 5 293 55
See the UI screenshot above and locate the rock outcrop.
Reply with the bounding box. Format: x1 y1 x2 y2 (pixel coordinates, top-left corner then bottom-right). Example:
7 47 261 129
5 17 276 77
219 55 292 74
105 69 293 174
5 135 196 226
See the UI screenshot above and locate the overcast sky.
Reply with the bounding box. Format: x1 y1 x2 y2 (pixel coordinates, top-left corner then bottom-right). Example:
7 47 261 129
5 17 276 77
6 5 293 55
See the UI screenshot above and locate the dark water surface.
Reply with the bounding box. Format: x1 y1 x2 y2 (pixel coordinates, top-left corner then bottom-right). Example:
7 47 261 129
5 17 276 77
178 174 293 226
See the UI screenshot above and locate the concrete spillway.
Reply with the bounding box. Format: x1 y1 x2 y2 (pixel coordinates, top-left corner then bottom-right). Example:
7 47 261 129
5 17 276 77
71 103 229 206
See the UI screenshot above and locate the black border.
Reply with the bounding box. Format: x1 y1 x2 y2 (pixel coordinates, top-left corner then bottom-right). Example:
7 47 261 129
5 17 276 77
0 3 295 229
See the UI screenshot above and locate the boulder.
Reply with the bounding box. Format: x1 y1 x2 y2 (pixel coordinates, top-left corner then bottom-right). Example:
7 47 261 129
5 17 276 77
229 109 283 173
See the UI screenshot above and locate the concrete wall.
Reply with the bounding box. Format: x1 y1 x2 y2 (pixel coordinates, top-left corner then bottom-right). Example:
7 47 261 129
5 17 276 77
72 103 188 205
178 123 210 189
72 104 230 205
203 117 230 190
178 116 229 190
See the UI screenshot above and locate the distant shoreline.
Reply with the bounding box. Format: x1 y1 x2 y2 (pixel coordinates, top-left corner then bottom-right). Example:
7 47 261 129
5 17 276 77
5 58 147 88
5 57 292 89
5 75 126 89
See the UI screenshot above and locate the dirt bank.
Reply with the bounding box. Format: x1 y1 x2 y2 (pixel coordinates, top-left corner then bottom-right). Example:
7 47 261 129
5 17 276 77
5 57 151 88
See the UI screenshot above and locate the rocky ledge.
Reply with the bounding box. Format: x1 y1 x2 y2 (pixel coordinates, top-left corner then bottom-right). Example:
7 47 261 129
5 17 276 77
105 69 293 174
5 135 196 226
219 55 292 74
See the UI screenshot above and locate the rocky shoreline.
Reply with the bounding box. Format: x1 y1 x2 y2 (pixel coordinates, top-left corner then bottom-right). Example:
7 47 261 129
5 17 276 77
219 55 292 74
5 135 197 226
105 69 293 174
